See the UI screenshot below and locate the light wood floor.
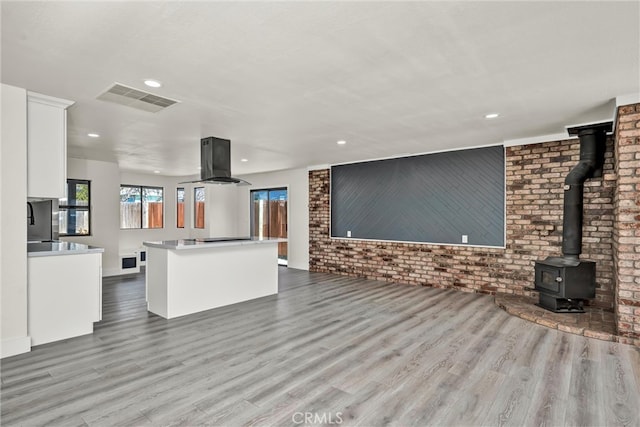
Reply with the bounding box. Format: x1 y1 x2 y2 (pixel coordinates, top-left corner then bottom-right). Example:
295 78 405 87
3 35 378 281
2 268 639 426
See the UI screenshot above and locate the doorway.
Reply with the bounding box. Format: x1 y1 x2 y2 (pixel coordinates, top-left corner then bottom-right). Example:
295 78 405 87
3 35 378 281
250 188 288 266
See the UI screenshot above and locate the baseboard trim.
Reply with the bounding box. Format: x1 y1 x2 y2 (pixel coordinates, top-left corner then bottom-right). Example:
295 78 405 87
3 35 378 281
102 267 123 277
1 336 31 358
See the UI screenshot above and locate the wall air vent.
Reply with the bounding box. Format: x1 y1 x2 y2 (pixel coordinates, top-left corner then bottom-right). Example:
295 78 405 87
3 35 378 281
97 83 179 113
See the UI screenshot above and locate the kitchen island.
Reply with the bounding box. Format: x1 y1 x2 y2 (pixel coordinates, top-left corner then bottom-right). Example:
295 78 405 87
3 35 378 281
143 237 282 319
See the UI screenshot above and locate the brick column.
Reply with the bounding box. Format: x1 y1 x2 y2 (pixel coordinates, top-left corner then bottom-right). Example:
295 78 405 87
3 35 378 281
309 170 331 271
613 103 640 346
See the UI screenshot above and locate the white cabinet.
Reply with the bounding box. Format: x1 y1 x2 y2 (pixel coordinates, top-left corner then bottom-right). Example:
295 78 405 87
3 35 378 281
28 252 102 346
27 92 74 198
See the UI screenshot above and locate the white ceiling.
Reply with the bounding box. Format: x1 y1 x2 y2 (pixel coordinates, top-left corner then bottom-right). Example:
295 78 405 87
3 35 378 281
2 1 638 176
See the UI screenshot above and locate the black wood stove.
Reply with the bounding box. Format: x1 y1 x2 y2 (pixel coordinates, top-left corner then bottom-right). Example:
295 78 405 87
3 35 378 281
534 257 595 312
534 122 612 313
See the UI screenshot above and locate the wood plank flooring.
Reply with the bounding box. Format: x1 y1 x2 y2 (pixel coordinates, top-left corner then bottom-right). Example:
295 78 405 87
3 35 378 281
2 267 639 426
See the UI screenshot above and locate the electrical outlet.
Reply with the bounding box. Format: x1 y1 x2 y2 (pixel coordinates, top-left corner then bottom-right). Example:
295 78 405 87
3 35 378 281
347 230 352 237
462 235 468 244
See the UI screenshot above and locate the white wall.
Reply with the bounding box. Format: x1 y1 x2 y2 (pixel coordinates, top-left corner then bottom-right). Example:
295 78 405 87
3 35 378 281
1 84 30 357
206 185 242 237
63 158 121 276
236 168 309 270
181 182 243 239
184 182 208 240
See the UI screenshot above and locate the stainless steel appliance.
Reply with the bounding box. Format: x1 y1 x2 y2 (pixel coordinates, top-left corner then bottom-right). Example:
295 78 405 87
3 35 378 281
27 199 59 242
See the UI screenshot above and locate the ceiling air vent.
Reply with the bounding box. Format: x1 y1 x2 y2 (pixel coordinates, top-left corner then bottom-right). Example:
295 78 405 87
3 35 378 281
97 83 179 113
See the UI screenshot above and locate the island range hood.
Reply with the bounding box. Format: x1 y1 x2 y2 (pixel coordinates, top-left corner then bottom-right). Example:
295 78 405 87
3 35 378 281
182 137 250 185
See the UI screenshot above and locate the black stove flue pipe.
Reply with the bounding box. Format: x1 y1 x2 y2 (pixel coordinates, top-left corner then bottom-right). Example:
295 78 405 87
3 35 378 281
562 122 612 259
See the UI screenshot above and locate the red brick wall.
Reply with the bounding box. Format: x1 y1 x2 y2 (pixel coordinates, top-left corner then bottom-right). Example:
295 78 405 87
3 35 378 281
613 103 640 346
309 137 616 308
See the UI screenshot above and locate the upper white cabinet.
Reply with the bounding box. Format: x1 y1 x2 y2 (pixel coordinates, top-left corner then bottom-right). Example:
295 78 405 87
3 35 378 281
27 92 74 198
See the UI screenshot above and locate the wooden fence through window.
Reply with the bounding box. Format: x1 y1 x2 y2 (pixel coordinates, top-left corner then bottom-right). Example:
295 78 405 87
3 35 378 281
195 202 205 228
120 202 163 228
177 202 185 227
147 203 163 228
252 200 287 259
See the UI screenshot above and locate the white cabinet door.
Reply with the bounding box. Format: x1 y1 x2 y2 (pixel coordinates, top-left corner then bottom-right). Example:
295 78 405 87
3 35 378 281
27 92 74 198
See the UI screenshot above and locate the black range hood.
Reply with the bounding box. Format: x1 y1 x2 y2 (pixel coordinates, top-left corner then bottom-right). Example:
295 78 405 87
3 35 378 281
183 137 250 185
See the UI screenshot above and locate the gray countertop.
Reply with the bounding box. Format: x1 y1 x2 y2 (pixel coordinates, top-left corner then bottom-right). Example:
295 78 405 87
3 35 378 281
143 237 285 250
27 241 105 257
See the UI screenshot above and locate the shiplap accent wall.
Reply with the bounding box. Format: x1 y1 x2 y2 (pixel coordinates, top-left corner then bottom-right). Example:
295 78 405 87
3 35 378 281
330 146 505 247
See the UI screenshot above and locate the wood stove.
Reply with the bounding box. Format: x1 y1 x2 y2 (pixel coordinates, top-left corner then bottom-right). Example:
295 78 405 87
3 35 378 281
534 257 595 312
534 122 611 313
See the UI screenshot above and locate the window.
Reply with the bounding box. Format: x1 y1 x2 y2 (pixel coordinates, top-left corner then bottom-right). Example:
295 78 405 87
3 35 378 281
194 187 205 229
177 187 185 228
59 179 90 236
120 186 141 228
120 185 163 229
251 188 288 265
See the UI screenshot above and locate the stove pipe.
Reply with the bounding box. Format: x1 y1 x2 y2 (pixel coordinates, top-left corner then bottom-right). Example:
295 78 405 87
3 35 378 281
562 122 612 259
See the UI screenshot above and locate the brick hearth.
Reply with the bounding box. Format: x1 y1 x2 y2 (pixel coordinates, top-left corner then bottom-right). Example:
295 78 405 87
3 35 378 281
494 294 617 342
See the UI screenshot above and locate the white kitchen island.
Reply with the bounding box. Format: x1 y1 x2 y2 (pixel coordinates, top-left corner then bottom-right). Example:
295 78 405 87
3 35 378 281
143 237 282 319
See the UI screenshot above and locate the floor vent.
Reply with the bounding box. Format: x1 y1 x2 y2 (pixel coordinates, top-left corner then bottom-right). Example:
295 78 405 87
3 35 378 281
97 83 179 113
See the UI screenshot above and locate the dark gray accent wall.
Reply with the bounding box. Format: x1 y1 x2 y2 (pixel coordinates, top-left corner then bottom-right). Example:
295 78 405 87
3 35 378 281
330 145 505 246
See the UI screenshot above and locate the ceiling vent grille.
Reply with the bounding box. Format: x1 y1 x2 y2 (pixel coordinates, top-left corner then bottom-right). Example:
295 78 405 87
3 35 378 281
97 83 179 113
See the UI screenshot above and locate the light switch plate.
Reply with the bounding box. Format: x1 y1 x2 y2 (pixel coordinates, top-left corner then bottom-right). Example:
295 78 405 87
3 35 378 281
462 235 468 243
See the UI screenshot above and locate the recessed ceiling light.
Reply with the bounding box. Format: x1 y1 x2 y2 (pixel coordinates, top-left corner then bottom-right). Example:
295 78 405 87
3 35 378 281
144 79 162 88
153 170 160 174
240 158 248 162
87 133 100 138
485 113 500 119
337 140 347 145
197 166 202 170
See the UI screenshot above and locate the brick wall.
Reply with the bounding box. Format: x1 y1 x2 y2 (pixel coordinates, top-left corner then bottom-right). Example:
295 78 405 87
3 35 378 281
613 103 640 346
309 137 616 308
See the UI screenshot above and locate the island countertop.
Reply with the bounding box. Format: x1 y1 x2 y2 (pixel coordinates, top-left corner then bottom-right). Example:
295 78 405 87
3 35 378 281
27 242 105 257
143 237 285 250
